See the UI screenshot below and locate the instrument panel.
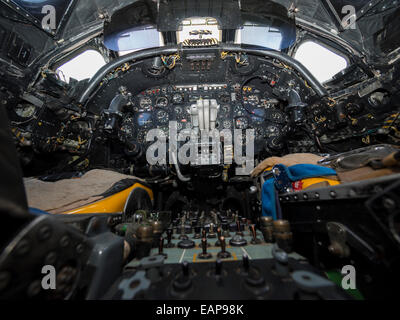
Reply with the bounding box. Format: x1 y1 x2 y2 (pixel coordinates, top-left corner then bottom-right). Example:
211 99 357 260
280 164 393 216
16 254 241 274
119 83 287 150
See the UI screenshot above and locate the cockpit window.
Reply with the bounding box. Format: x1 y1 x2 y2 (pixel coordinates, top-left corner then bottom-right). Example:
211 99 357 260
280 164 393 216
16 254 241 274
56 49 106 83
104 25 164 56
294 41 348 83
235 25 288 51
234 10 296 51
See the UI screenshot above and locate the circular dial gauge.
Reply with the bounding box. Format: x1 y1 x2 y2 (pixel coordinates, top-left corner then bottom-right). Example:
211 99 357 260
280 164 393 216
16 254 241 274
174 106 183 115
234 104 244 116
269 111 285 123
235 117 249 129
172 93 183 104
155 97 168 108
266 125 280 136
120 117 135 138
15 104 36 118
221 104 230 114
223 120 232 129
139 97 152 109
156 110 169 124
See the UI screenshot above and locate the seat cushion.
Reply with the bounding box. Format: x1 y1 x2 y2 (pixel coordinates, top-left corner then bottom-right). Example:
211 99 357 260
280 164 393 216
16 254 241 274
24 169 145 213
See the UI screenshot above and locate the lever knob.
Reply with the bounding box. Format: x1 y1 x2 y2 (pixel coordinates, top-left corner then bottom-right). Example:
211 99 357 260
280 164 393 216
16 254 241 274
159 237 167 258
172 261 192 292
182 261 189 277
198 237 212 260
166 228 175 248
220 236 226 252
215 259 222 276
167 228 173 242
215 227 222 246
217 236 232 259
250 224 261 244
243 254 250 273
236 220 244 236
202 238 208 254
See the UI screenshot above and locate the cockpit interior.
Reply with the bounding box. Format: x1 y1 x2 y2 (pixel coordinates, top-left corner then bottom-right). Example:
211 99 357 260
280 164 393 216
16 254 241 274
0 0 400 301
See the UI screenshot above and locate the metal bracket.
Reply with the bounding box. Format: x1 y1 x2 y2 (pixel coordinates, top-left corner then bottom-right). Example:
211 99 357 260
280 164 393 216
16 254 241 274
292 270 335 293
118 271 151 300
327 222 350 258
327 221 377 260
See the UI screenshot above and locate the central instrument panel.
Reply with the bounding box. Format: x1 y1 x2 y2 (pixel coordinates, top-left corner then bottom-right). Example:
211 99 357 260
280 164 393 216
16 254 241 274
119 83 288 154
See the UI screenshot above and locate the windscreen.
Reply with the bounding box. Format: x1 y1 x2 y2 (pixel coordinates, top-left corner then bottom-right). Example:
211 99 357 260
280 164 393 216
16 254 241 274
237 17 296 51
104 24 163 54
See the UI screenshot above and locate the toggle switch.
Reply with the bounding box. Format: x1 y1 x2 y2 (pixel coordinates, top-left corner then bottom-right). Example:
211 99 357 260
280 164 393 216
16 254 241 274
250 224 262 244
217 236 232 259
158 237 168 258
198 238 212 260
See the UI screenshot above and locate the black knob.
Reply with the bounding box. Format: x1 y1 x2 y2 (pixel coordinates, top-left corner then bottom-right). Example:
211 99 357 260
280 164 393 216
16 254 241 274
172 261 192 292
166 228 175 248
202 238 207 254
177 239 195 249
217 227 222 238
178 224 189 240
159 237 164 253
182 261 189 277
193 226 202 239
167 228 173 242
159 237 167 258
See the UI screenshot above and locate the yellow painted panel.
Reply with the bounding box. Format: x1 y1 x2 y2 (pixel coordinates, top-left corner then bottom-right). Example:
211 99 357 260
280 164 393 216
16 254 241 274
63 183 153 214
301 177 340 188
